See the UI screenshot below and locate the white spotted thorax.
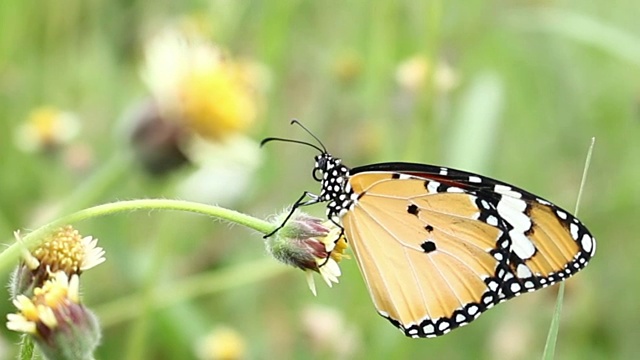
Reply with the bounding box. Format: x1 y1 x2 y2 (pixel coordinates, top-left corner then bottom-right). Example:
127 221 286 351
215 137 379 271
313 153 354 222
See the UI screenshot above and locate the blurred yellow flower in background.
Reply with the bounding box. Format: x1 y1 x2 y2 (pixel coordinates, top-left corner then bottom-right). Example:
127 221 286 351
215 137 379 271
141 26 268 141
132 24 268 205
196 326 247 360
396 55 430 93
395 55 460 94
178 61 260 140
14 106 80 153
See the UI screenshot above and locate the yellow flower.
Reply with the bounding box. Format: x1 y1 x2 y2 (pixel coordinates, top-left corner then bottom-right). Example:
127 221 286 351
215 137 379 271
178 62 258 140
396 55 430 92
196 326 246 360
32 225 106 275
333 51 362 85
395 55 460 94
11 226 105 299
14 106 80 153
7 272 80 334
142 27 268 141
6 272 101 359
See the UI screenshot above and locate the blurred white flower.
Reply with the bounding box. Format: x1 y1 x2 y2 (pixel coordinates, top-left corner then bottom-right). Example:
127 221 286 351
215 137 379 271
176 134 262 206
301 305 360 359
14 106 80 153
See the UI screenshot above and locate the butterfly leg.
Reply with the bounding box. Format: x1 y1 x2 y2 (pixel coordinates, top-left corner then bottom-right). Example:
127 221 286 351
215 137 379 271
263 191 321 238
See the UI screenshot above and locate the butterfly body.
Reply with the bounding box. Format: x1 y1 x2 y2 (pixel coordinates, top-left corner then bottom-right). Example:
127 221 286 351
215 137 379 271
310 153 595 338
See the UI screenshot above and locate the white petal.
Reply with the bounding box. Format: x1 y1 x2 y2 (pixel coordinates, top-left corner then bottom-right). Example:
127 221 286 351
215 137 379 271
305 271 317 297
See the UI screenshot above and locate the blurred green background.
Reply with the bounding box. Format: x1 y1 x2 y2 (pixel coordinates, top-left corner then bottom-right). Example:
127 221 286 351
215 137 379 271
1 0 639 359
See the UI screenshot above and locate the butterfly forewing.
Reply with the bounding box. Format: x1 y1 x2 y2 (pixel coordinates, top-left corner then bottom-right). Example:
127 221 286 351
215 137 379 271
339 165 594 338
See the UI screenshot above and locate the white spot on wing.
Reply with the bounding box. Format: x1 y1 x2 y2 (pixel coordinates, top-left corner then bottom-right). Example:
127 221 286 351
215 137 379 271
511 232 536 260
488 281 498 291
427 181 441 193
510 283 521 293
496 195 535 260
537 198 551 205
447 187 464 193
423 324 434 334
468 305 478 315
494 184 523 199
556 210 568 220
468 176 482 183
581 233 593 253
570 223 580 240
516 264 533 278
438 321 450 331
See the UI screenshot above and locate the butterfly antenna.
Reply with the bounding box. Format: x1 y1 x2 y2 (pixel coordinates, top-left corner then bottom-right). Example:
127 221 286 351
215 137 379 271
260 137 324 153
290 119 328 153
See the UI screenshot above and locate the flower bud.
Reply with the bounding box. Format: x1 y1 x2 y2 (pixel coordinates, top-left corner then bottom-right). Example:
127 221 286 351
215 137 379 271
265 210 348 295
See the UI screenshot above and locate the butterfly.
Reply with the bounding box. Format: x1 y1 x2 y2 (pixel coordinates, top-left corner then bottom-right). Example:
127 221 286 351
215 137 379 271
263 120 596 338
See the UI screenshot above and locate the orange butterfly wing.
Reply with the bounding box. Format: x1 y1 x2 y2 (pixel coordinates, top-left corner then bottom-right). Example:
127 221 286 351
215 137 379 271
341 168 594 338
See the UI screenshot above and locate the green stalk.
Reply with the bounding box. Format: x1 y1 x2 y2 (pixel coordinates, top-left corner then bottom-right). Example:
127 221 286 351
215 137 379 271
0 199 274 274
542 137 595 360
17 334 35 360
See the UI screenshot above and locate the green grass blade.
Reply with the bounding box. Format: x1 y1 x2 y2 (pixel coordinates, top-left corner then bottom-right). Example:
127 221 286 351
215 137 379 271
542 137 596 360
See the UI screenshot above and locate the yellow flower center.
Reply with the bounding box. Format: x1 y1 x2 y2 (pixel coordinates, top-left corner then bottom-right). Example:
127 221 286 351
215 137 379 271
33 226 86 275
29 107 61 142
178 63 257 140
330 234 350 263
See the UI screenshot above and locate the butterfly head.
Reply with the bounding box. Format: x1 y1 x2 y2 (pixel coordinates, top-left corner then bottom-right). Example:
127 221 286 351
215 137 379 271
260 120 353 218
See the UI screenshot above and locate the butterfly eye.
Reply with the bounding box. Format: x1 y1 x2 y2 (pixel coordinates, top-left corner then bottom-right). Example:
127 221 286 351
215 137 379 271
312 168 323 181
312 157 327 181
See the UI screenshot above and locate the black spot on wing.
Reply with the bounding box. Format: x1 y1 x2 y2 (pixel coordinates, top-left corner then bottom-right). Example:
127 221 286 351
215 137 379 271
421 241 437 253
407 204 419 216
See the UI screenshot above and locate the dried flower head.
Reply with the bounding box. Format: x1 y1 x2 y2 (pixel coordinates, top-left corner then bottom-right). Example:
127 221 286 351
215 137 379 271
127 99 190 175
265 210 349 296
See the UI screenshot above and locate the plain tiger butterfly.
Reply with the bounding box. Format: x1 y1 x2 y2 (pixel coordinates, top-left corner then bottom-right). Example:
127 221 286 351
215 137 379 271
263 120 596 338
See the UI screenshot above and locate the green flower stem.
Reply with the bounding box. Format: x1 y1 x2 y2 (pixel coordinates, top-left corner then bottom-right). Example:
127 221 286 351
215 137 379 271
0 199 275 274
96 257 287 328
18 334 35 360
